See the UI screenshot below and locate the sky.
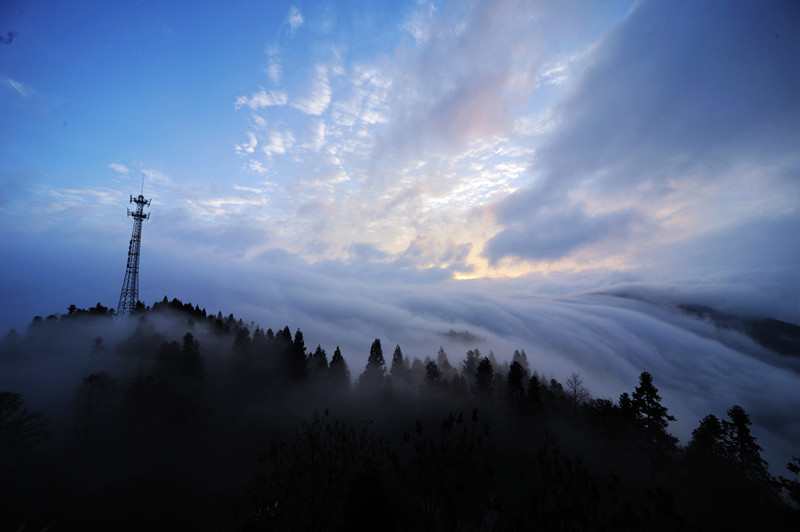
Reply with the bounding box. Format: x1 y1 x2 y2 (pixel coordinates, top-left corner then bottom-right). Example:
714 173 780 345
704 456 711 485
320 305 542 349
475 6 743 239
1 1 799 462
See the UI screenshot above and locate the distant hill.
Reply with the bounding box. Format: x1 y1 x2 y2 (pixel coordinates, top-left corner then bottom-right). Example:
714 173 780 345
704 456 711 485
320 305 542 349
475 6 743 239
678 304 800 358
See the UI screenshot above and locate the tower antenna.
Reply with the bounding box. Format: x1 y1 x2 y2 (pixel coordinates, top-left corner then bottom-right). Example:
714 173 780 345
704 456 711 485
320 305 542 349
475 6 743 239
117 184 151 318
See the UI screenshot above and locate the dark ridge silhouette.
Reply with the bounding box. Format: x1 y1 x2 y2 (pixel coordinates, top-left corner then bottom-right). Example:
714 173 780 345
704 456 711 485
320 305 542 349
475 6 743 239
438 328 486 344
1 296 798 530
678 303 800 358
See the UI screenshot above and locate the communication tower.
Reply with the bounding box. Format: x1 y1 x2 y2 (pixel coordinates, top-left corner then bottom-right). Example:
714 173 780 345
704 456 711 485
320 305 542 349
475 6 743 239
117 177 151 318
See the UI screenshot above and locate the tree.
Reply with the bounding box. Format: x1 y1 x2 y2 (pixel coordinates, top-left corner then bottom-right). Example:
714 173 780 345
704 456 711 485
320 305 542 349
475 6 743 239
722 405 770 482
329 347 350 390
437 347 455 381
686 414 724 463
288 329 308 381
512 349 530 380
506 361 526 402
527 374 543 410
233 326 252 357
390 345 407 382
423 360 445 393
780 456 800 506
409 357 426 387
358 339 386 392
462 349 481 385
311 345 329 373
73 372 118 443
472 358 493 398
181 332 204 379
631 372 677 465
565 372 590 417
0 392 48 473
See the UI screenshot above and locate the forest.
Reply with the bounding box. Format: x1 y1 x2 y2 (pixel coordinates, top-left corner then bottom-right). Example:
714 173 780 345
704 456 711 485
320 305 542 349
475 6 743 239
1 297 798 531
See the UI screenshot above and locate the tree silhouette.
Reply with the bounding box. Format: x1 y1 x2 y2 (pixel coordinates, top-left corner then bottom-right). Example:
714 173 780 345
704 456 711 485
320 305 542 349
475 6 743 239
722 405 771 483
328 347 350 390
565 372 590 417
0 392 48 473
506 360 526 402
422 360 445 393
311 345 329 373
462 349 481 386
472 357 493 399
390 344 407 383
631 372 677 467
288 329 308 381
358 339 386 393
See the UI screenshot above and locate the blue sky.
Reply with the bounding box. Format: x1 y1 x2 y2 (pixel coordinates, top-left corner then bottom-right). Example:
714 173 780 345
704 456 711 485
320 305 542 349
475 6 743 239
1 0 797 329
2 0 800 466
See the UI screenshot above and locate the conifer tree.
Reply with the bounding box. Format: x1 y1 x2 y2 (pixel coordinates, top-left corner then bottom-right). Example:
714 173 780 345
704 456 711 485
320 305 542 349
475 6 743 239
329 346 350 390
390 345 406 381
527 374 543 410
288 329 308 381
462 349 481 385
358 339 386 392
472 357 494 398
311 345 329 372
423 360 444 393
506 361 526 401
631 372 677 464
722 405 770 482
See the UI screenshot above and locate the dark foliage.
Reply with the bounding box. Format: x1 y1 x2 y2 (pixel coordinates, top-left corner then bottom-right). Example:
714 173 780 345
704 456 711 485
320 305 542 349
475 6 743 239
1 297 797 530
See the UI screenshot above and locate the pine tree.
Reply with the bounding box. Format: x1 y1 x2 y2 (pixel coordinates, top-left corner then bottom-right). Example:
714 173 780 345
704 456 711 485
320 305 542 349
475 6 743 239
631 371 677 465
311 345 329 372
329 347 350 390
527 374 543 410
423 360 444 393
462 349 481 385
390 345 406 381
288 329 308 381
358 339 386 392
472 357 493 398
722 405 770 482
506 361 525 401
686 414 724 462
437 347 455 381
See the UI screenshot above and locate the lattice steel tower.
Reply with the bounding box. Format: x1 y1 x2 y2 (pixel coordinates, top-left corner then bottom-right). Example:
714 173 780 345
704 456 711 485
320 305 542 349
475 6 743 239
117 181 151 318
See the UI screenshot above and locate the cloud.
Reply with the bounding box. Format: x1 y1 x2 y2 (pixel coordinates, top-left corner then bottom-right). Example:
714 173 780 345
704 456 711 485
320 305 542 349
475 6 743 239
288 6 304 33
247 160 269 174
291 64 332 116
234 88 288 110
235 132 258 156
1 77 30 98
262 130 295 156
108 163 130 175
485 206 639 262
484 0 800 271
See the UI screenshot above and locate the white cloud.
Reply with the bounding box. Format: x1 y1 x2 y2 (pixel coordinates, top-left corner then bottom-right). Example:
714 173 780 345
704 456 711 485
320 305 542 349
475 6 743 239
108 163 131 175
248 160 269 174
291 64 331 116
288 6 304 33
262 130 295 155
402 1 436 44
1 77 31 98
235 132 258 156
267 60 282 83
142 168 171 185
234 88 288 110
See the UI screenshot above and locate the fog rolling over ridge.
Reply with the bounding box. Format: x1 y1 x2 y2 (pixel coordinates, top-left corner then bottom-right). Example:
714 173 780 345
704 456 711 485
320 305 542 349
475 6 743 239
3 286 798 475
